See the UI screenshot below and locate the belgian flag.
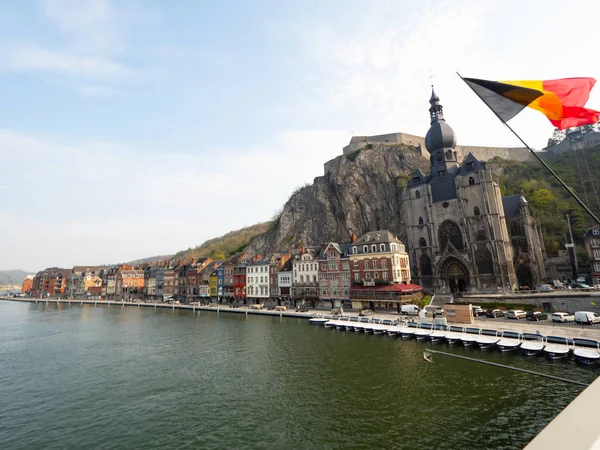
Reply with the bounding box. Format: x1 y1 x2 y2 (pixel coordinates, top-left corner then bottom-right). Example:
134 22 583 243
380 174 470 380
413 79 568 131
462 77 600 130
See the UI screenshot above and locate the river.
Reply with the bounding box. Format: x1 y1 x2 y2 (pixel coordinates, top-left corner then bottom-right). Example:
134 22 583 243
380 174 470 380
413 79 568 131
0 301 596 449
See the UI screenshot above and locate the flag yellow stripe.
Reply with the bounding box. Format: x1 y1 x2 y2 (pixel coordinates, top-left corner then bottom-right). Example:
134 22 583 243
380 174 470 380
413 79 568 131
500 80 562 120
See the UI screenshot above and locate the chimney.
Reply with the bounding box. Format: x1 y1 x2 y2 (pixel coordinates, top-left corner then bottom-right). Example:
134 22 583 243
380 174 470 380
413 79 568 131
350 232 357 243
301 245 305 254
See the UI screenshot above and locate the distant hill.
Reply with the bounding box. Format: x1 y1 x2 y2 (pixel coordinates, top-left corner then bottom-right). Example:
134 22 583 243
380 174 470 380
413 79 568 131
174 222 272 260
126 255 173 266
0 270 34 285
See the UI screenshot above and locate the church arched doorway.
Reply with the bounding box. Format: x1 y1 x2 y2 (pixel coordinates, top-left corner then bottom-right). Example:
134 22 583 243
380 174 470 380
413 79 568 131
516 265 533 290
440 258 470 293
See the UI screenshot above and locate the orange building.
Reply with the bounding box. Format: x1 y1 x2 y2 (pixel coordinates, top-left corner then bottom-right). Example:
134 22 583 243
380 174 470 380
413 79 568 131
21 275 34 294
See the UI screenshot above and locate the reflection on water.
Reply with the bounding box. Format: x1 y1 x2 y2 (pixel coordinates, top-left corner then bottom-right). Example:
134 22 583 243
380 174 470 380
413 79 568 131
0 301 596 450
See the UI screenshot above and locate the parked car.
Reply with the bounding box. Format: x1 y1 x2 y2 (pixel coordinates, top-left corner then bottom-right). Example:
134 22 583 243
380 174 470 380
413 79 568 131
507 309 527 319
359 309 373 317
434 307 444 316
535 284 554 292
472 306 486 317
526 311 548 321
574 311 600 325
486 308 505 318
551 312 575 323
575 283 592 290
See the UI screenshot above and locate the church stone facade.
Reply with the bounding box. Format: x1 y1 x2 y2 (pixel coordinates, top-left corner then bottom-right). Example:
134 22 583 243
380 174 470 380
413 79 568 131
401 89 546 293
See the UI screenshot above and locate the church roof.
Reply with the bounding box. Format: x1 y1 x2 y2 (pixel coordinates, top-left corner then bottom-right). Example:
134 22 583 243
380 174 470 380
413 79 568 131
502 194 527 217
407 168 426 187
459 152 485 175
425 121 457 152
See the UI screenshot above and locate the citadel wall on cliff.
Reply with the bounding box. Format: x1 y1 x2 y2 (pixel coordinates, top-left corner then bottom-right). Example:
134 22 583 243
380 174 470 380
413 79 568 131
325 132 534 175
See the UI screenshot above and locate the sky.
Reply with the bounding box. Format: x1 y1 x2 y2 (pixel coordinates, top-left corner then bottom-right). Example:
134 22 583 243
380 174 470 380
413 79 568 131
3 0 600 272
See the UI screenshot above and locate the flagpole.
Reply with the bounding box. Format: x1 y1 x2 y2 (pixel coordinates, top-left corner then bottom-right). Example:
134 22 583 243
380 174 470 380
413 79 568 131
457 72 600 226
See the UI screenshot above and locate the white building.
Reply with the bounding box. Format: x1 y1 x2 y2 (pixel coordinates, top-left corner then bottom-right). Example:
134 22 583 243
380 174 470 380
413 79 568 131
292 247 320 300
246 260 270 303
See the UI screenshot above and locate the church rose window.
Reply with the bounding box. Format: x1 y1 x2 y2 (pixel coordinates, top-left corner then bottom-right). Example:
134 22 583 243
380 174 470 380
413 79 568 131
439 220 464 251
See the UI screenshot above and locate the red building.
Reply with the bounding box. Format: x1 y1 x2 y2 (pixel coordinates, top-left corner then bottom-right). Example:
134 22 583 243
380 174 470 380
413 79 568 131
318 242 352 309
31 268 71 297
233 263 247 301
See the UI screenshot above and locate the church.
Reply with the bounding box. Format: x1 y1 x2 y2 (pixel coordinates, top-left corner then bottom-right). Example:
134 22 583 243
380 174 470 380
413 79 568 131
402 89 546 293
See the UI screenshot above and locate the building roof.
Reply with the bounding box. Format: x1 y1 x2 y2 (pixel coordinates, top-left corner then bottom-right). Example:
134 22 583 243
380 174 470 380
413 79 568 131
583 226 600 238
353 230 401 245
407 168 426 187
502 194 527 217
459 152 485 175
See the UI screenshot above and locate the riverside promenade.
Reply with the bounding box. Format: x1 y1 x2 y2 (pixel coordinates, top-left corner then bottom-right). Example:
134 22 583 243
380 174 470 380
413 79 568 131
3 297 600 341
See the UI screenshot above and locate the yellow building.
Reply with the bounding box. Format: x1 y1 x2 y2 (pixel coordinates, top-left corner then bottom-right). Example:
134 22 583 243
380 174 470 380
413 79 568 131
209 271 218 298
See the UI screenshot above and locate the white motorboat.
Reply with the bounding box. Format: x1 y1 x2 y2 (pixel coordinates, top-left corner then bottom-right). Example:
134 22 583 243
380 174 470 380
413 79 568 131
573 339 600 365
520 334 544 356
429 330 449 342
336 317 350 330
446 327 465 345
345 317 360 331
496 332 521 352
413 328 433 340
544 337 570 360
400 327 416 339
477 336 500 349
372 324 389 335
324 320 338 329
308 317 329 325
445 332 464 344
461 328 482 347
386 325 404 336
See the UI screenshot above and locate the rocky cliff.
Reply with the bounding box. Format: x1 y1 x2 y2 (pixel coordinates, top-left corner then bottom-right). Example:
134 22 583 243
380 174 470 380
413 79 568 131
246 144 429 254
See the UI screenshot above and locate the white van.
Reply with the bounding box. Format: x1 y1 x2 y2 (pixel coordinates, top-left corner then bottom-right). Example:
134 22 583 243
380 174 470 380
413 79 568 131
574 311 600 324
401 304 421 315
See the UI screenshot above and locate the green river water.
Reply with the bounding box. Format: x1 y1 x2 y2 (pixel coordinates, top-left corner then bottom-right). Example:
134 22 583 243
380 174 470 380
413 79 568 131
0 301 597 449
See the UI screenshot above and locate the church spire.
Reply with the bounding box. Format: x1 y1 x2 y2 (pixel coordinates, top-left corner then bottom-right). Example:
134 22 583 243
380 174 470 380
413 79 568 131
429 87 445 124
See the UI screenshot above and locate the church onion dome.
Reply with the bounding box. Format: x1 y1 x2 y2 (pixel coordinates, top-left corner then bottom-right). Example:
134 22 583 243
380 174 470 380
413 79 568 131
425 121 457 152
425 87 457 152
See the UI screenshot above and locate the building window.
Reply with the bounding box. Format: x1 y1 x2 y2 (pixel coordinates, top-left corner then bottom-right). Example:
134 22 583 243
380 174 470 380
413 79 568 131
353 260 359 268
438 170 445 177
363 245 368 253
419 237 427 247
355 273 360 282
364 261 369 270
474 206 480 216
415 191 421 199
383 272 388 281
418 216 424 225
382 259 387 269
372 260 377 269
380 244 385 252
370 244 376 252
374 272 379 279
352 246 357 254
439 220 464 251
469 176 475 186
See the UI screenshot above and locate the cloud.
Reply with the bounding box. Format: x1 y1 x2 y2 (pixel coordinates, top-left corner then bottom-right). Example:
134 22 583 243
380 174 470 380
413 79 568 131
73 84 116 97
293 0 600 149
0 127 348 271
6 45 133 79
41 0 125 54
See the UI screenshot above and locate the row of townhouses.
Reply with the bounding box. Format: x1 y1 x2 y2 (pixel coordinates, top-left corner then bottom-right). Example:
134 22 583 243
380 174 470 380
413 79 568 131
25 230 421 312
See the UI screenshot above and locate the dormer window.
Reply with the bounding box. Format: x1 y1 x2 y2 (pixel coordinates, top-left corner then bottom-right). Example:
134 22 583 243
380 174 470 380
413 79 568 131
412 177 420 183
469 176 475 186
375 234 380 241
415 190 421 199
363 245 368 253
438 170 445 177
371 244 377 252
352 246 357 254
466 161 475 171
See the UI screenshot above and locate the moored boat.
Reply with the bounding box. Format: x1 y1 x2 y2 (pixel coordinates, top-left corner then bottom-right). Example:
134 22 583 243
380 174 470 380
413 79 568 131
400 327 416 339
429 330 448 342
461 328 481 347
496 332 521 352
446 327 465 345
573 338 600 365
520 333 544 356
543 337 570 360
477 335 500 349
308 315 330 325
413 327 433 340
324 320 338 329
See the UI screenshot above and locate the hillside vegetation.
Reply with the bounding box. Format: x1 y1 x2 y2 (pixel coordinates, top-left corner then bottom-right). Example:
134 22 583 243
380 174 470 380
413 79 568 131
487 146 600 265
0 270 33 285
174 222 272 260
